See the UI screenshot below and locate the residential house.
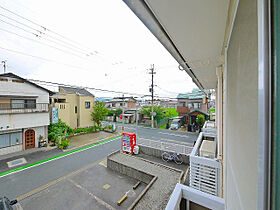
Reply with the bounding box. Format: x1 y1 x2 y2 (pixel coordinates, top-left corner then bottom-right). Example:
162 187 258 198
0 73 52 155
159 99 178 109
123 0 277 209
105 97 136 110
50 86 95 128
177 89 208 125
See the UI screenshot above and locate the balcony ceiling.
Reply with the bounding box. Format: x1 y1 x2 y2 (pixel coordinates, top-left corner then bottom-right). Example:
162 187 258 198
123 0 229 89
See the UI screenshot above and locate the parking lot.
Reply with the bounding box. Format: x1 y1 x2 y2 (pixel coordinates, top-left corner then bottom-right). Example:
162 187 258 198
19 158 146 210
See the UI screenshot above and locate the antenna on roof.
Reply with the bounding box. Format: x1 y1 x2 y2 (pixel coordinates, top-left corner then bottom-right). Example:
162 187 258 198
1 60 7 73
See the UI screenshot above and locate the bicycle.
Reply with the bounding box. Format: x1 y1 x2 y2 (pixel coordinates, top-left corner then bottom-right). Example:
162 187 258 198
161 151 183 164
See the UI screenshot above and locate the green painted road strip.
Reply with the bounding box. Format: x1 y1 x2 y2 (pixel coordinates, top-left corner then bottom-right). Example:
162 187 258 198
0 135 121 178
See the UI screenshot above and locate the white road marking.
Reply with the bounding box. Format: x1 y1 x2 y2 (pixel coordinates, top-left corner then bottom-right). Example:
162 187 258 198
138 137 192 146
160 138 193 146
157 131 189 138
68 179 115 210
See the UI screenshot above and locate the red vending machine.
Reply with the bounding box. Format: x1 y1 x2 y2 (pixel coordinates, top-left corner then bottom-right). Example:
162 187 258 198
121 132 136 154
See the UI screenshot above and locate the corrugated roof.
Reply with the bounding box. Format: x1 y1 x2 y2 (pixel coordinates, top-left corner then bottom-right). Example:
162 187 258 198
59 86 94 97
177 92 204 99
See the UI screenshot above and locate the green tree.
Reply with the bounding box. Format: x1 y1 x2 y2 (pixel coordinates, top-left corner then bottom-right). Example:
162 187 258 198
91 101 108 126
140 105 166 124
164 108 178 119
107 110 115 116
196 114 205 127
115 108 123 116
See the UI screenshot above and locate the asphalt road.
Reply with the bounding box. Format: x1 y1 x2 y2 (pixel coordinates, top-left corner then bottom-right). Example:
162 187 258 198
0 139 121 200
119 123 198 146
0 125 197 201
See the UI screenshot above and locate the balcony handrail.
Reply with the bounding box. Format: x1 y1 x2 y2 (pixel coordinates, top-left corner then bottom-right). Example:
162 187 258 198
0 103 49 114
165 183 224 210
202 121 217 134
190 131 221 196
0 103 49 110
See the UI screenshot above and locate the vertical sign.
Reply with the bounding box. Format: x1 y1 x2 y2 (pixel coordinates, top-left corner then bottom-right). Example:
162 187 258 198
52 107 59 124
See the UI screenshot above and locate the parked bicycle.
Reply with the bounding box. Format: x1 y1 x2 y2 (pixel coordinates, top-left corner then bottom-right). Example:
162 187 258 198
161 151 183 164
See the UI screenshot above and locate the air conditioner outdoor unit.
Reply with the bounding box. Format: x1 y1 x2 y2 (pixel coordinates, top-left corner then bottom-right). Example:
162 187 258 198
199 140 216 159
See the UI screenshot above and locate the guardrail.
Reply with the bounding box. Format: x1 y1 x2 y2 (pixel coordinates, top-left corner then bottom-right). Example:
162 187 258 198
0 103 49 114
137 138 193 155
190 132 221 197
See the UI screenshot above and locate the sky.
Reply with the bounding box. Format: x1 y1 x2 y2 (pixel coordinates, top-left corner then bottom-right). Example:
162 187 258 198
0 0 197 98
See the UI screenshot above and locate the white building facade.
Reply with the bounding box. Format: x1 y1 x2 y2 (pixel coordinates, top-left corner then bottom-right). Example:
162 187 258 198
0 73 52 155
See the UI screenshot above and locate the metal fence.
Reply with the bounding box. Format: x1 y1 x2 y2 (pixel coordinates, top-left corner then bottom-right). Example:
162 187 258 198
137 138 193 155
190 132 221 197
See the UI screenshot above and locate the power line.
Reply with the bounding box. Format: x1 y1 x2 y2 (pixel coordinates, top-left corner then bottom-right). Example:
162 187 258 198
0 46 94 71
28 78 145 96
0 27 97 61
0 5 96 54
0 18 94 56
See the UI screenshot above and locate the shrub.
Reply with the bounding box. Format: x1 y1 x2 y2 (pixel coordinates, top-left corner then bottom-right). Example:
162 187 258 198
59 139 70 149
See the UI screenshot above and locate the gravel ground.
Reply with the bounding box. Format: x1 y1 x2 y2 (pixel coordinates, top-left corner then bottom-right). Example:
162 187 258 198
108 152 183 210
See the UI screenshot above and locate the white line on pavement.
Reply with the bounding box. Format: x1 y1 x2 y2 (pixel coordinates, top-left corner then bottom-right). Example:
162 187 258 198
157 131 189 138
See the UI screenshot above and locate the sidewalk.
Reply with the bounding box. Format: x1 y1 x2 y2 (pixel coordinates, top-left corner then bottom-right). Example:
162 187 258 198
66 131 120 152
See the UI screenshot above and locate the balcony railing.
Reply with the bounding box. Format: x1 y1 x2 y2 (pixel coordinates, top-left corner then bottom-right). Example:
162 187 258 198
165 183 224 210
202 120 217 134
190 132 221 197
0 103 49 114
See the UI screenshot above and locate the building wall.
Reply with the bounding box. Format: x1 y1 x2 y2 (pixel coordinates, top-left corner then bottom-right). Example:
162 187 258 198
1 113 49 131
53 94 95 128
0 77 49 103
78 96 94 128
225 0 258 209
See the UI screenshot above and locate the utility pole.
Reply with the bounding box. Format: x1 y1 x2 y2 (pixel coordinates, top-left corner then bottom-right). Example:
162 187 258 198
1 60 6 73
149 64 156 128
122 94 125 131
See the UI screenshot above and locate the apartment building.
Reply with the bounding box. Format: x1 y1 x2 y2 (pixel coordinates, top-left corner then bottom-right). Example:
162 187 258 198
123 0 278 209
0 73 52 155
50 86 95 128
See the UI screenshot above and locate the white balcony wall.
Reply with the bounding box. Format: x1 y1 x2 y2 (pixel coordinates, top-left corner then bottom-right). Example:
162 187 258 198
225 0 258 209
1 112 49 131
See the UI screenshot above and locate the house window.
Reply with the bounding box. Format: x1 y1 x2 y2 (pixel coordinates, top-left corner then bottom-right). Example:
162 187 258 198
188 103 193 109
59 105 65 109
11 99 36 109
75 106 77 113
182 102 186 107
120 103 123 106
25 99 36 108
85 101 90 109
0 132 22 148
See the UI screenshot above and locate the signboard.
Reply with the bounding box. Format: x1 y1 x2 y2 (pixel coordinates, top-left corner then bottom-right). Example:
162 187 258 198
52 107 59 124
150 112 157 116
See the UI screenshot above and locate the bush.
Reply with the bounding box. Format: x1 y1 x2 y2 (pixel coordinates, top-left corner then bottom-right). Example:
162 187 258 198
196 114 205 127
59 139 70 149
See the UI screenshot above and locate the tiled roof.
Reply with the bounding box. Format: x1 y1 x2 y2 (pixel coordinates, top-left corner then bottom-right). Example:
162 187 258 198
59 86 94 97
